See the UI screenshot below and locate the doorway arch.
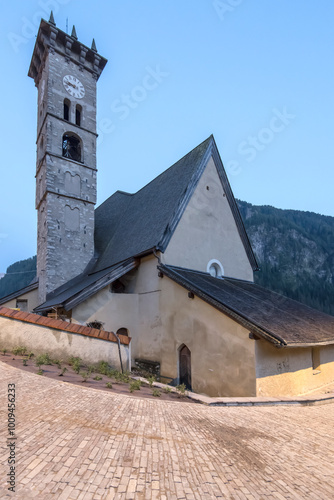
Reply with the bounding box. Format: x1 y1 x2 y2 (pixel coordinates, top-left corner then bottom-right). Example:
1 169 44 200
179 344 192 390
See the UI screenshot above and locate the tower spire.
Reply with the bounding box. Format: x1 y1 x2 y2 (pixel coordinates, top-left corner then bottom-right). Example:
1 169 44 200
91 38 97 52
49 10 56 26
71 25 78 40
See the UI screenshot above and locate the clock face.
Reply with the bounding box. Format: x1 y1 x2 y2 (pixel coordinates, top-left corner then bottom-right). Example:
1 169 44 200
63 75 85 99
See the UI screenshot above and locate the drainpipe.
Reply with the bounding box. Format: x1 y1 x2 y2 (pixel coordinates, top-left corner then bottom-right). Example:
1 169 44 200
114 331 124 373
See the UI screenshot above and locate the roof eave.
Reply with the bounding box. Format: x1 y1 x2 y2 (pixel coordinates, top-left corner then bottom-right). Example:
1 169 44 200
158 264 285 347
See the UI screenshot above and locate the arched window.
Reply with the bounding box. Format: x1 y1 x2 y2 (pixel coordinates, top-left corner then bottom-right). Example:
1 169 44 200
64 99 70 121
76 104 82 126
117 328 129 337
62 133 82 162
207 259 224 278
179 344 191 390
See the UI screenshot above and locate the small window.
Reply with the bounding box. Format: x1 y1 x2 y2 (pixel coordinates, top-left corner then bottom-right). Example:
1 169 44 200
76 104 82 126
16 299 28 312
64 99 70 121
62 133 82 162
207 259 224 278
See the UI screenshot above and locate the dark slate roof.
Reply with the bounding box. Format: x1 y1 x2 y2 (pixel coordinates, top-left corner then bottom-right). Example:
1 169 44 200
0 280 38 305
93 135 258 273
35 135 258 311
34 258 138 313
159 265 334 347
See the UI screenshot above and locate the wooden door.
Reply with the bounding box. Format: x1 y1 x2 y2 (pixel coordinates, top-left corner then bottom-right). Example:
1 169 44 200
179 345 191 390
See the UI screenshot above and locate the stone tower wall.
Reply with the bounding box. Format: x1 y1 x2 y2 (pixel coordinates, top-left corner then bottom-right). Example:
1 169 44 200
29 18 107 303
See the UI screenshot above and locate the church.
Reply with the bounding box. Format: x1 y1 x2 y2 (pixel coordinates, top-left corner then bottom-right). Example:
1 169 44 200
1 14 334 397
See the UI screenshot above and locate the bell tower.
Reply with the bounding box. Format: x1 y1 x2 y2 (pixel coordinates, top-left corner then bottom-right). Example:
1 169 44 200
28 13 107 304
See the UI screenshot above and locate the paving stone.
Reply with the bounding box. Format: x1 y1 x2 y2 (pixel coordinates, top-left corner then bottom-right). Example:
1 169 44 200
1 362 334 499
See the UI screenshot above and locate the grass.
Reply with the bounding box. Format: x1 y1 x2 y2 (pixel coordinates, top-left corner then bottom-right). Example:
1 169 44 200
152 388 161 397
106 382 112 389
37 369 44 375
93 375 102 381
164 386 172 394
58 367 67 377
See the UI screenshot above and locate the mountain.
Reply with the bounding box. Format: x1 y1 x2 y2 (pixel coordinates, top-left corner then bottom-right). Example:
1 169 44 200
0 256 37 300
237 200 334 315
1 203 333 316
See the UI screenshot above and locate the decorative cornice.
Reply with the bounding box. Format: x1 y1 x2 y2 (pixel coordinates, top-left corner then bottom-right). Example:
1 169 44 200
28 18 107 85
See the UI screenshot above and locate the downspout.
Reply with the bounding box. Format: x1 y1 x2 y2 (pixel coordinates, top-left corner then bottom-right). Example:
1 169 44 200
114 331 124 373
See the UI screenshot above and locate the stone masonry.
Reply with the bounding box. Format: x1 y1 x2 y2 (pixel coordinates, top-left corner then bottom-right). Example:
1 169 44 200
28 17 107 303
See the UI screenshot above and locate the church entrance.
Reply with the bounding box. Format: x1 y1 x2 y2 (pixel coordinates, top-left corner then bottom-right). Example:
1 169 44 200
179 345 192 390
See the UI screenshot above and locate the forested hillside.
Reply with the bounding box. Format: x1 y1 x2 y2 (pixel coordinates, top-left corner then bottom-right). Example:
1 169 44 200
237 200 334 315
1 203 334 316
0 256 37 300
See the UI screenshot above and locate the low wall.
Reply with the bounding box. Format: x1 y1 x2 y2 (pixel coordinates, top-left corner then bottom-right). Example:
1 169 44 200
0 309 130 371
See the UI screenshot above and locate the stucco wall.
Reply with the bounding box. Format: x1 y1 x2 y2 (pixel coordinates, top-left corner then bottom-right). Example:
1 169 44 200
129 270 256 397
72 256 159 363
256 341 334 396
72 285 139 334
0 288 39 313
0 316 130 371
71 256 257 396
162 156 254 281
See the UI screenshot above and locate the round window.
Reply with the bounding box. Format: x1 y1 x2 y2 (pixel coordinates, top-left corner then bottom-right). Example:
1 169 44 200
207 259 224 278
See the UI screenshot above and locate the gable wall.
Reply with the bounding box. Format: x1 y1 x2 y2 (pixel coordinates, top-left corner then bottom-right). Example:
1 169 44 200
71 256 160 356
162 156 254 281
0 288 39 313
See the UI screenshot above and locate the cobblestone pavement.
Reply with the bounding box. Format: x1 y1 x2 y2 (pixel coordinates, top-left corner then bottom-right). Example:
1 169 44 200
1 363 334 499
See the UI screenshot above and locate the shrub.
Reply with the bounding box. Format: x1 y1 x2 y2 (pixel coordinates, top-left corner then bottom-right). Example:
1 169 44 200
28 352 34 359
70 357 82 374
152 389 161 397
36 353 53 367
96 361 110 375
164 386 172 394
176 384 187 397
106 382 112 389
37 369 43 375
59 367 67 377
93 375 102 381
13 346 27 355
129 380 141 393
148 376 156 387
2 348 7 356
80 371 89 382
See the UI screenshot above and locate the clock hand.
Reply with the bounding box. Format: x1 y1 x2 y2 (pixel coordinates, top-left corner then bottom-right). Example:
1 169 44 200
66 81 76 88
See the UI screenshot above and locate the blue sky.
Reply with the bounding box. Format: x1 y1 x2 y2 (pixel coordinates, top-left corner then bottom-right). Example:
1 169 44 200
1 0 333 272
